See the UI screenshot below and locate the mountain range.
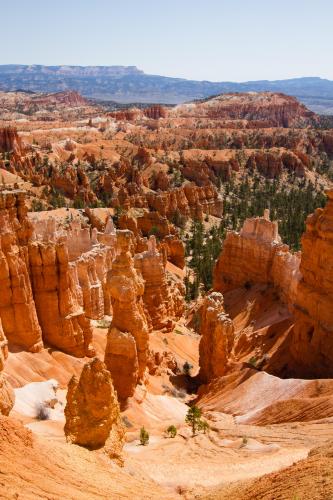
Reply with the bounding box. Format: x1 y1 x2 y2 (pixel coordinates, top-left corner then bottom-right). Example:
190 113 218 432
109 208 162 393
1 64 333 113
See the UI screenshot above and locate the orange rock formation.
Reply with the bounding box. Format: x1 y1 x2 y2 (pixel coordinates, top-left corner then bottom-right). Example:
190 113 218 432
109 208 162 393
28 241 94 357
64 357 124 460
292 189 333 376
135 236 185 330
0 127 23 154
0 319 14 415
0 190 43 351
198 292 234 383
213 209 300 303
104 230 149 401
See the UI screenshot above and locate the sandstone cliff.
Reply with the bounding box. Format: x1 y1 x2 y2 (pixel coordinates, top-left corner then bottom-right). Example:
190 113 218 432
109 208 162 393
0 190 43 351
28 241 94 357
292 190 333 376
29 214 117 353
213 209 300 303
172 92 316 128
0 318 14 415
64 358 124 461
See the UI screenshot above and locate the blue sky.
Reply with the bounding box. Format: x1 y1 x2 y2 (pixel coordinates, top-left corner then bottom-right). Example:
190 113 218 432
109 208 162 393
1 0 332 81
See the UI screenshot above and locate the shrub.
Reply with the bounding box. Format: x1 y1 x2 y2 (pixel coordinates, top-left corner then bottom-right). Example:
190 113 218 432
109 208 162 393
139 426 149 446
198 419 209 434
185 406 202 436
31 199 44 212
148 225 160 240
96 319 111 329
166 425 177 438
248 356 257 368
73 196 85 209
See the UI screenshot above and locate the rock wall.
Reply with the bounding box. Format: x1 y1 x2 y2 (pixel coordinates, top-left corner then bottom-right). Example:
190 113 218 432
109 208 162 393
213 209 300 302
28 241 94 357
246 150 305 178
0 127 23 154
198 292 234 383
114 182 223 220
0 318 15 415
30 214 117 325
172 92 316 127
0 190 43 351
64 357 124 461
291 190 333 376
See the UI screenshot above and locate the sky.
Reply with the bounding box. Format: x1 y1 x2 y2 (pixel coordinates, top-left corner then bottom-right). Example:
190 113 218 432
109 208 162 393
0 0 332 82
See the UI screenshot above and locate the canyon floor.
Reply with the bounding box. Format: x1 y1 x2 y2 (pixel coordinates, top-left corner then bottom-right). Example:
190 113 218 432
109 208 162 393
3 323 333 499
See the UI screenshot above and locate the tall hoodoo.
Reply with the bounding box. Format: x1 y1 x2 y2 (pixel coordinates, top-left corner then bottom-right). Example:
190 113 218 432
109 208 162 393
0 318 15 416
104 230 149 402
64 357 124 461
292 190 333 377
198 292 234 383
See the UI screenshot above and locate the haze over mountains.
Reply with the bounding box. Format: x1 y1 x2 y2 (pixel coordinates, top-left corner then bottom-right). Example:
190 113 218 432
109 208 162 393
1 64 333 113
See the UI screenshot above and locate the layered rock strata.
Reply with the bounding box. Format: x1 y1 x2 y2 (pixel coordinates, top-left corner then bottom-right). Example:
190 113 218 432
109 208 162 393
29 214 117 353
114 182 223 220
0 190 43 351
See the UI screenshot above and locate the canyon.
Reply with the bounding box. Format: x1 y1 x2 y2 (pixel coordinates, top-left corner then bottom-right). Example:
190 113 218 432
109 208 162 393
0 89 333 499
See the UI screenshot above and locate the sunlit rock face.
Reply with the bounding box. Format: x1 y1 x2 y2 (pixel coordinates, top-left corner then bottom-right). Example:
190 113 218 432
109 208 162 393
0 190 43 352
198 292 234 384
28 214 117 356
28 241 94 357
64 357 124 462
0 318 15 416
104 230 149 402
292 190 333 377
213 209 300 303
0 127 23 154
134 236 185 331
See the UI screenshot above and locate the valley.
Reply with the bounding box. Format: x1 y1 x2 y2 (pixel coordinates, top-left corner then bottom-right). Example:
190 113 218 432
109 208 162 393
0 88 333 499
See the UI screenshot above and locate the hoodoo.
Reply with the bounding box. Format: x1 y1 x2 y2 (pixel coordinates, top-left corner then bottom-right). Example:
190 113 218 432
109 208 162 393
64 357 124 460
198 292 234 383
104 230 149 401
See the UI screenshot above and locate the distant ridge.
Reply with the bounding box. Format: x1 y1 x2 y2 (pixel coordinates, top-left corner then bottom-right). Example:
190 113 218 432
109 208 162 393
0 65 333 113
